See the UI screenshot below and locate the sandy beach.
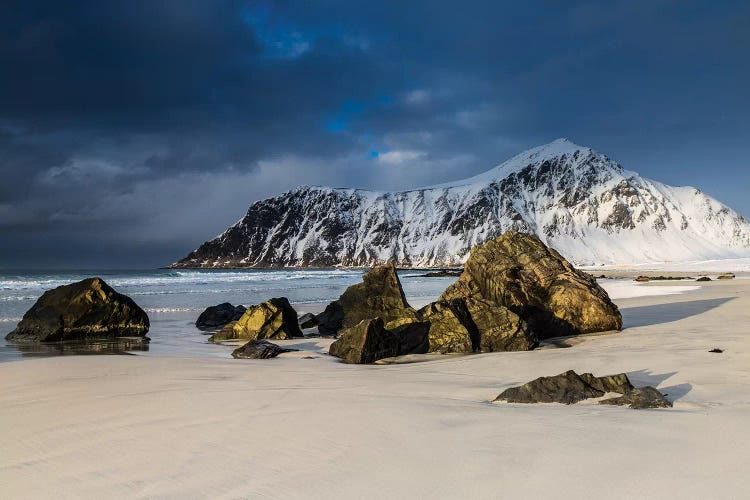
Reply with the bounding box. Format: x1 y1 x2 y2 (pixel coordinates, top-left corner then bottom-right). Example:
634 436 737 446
1 278 749 499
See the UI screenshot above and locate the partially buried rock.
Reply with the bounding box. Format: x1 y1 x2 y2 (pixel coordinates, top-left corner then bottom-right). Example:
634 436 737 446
231 339 296 359
718 274 735 280
696 276 712 282
599 387 672 409
210 297 302 342
195 303 246 330
317 263 417 336
6 277 149 342
329 318 400 364
493 370 607 405
298 312 318 329
441 231 622 339
634 276 650 282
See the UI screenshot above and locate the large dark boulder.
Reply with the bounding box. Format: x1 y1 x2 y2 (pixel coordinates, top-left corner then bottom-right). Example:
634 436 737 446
195 303 246 330
329 318 400 364
442 231 622 339
6 277 149 342
232 339 296 359
317 263 418 336
209 297 303 342
599 387 672 409
417 298 536 354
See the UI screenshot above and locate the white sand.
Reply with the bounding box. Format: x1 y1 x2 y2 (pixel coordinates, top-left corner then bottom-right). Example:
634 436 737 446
2 280 750 499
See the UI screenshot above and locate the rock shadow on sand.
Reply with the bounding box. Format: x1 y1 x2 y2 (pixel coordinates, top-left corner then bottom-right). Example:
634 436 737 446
621 298 734 328
625 370 692 400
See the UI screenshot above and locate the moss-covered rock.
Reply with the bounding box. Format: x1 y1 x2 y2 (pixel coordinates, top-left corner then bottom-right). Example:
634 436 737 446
329 318 400 364
317 263 417 336
210 297 302 342
442 231 622 339
417 300 474 354
6 277 149 342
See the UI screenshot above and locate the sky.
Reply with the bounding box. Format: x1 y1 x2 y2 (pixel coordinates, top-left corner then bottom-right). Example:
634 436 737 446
1 0 748 269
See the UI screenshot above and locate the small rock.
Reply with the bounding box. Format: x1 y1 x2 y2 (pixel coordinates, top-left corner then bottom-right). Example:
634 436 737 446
634 276 650 282
717 274 735 280
231 339 296 359
709 348 724 353
696 277 712 282
599 386 672 409
298 312 318 329
417 270 463 278
195 303 246 330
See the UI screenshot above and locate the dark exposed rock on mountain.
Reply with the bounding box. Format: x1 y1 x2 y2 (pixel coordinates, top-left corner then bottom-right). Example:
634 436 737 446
494 370 609 405
316 263 417 336
195 303 246 330
441 232 622 339
298 312 318 329
231 339 296 359
171 139 750 269
599 387 672 409
329 318 401 364
6 278 149 342
209 297 302 342
579 373 634 394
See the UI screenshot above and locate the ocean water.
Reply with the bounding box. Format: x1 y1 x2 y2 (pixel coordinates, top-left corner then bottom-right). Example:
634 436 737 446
0 269 456 362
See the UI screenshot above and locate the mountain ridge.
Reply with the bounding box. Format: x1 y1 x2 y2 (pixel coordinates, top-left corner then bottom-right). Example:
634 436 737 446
172 139 750 268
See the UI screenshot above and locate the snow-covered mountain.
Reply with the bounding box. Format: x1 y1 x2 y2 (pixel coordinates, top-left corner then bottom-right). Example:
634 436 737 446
171 139 750 268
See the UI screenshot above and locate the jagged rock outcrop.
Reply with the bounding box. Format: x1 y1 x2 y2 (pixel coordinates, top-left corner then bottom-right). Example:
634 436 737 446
441 231 622 338
195 303 246 330
493 370 635 405
316 263 417 336
6 277 149 342
328 318 431 364
417 298 536 353
599 387 672 409
210 297 302 342
171 139 750 269
232 339 296 359
329 318 401 364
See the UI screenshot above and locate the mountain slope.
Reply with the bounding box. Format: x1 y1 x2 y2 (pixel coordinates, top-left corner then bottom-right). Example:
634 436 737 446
172 139 750 268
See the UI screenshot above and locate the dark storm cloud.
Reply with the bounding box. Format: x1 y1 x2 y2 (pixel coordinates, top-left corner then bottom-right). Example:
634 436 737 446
1 0 748 267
